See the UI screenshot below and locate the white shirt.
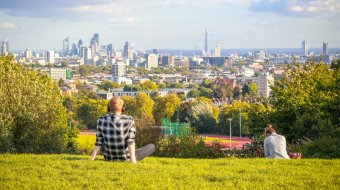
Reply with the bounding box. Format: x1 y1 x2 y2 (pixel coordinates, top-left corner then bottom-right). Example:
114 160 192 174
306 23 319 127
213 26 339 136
264 133 290 159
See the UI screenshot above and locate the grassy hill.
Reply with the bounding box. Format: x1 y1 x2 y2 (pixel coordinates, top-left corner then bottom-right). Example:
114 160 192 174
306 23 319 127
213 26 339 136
1 154 339 189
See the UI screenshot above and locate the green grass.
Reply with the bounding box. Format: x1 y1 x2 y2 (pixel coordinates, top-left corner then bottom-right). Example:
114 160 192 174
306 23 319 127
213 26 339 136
75 134 96 154
204 137 231 143
1 154 339 189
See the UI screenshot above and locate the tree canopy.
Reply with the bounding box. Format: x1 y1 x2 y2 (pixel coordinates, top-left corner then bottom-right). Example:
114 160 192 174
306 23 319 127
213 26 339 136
0 55 74 153
270 61 339 141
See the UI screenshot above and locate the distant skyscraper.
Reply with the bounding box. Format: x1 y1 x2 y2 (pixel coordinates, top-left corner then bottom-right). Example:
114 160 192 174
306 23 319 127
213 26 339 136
77 39 83 55
146 54 159 68
63 36 70 57
323 42 328 55
92 33 99 46
24 48 32 59
46 51 55 63
204 29 208 55
123 41 130 58
107 44 113 57
71 43 78 56
90 33 99 56
83 46 92 60
214 45 221 57
302 40 308 56
0 41 9 55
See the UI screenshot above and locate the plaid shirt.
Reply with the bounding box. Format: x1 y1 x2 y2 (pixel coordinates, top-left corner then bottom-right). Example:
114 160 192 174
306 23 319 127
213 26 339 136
95 113 136 161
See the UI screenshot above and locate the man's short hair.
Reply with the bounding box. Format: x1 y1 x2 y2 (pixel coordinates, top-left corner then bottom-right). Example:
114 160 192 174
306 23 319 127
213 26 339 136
265 124 276 135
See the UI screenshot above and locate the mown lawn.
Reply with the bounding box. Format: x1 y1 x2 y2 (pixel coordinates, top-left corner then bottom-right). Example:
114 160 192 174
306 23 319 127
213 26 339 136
1 154 339 189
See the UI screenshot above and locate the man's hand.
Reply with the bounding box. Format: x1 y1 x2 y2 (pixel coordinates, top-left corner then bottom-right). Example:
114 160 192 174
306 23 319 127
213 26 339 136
128 144 137 164
91 146 101 160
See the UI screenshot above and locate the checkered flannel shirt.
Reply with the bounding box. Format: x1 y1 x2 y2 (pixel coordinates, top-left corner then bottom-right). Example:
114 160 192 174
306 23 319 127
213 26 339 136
95 113 136 161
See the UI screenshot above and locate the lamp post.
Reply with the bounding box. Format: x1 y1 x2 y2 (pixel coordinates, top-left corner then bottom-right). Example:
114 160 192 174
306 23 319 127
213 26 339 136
228 118 232 150
239 108 242 137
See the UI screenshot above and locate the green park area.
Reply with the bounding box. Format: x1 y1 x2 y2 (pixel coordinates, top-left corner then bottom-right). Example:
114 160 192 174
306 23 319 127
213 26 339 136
0 56 339 189
1 154 339 190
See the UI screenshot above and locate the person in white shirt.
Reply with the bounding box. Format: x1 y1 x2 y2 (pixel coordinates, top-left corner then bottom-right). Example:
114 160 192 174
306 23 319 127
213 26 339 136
264 124 290 159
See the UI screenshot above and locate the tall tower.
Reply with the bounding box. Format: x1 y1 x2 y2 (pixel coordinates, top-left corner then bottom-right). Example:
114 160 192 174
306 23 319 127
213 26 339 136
46 51 55 64
214 45 221 57
204 29 208 55
63 36 69 57
77 39 83 55
0 41 9 55
302 40 308 56
123 41 130 58
107 44 113 57
323 42 328 55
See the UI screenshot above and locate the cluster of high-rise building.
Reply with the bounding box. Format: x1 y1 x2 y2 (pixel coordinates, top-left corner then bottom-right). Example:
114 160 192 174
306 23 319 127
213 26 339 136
1 30 339 100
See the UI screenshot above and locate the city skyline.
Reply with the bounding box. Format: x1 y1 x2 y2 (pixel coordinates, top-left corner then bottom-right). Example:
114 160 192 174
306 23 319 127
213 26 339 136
0 0 340 50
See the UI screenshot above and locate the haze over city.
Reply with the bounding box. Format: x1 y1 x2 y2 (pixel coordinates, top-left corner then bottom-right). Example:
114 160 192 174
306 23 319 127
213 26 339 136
0 0 340 50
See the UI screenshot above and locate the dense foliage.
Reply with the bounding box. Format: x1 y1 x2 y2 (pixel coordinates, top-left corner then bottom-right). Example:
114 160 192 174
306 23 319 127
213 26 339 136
0 56 75 153
270 61 339 141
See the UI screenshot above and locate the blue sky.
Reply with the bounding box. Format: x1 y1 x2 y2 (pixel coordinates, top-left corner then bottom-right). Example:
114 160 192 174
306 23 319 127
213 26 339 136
0 0 339 50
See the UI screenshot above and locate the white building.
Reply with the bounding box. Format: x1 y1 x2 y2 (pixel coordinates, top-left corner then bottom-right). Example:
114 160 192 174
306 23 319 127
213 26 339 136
112 62 132 84
256 73 274 98
24 48 32 59
112 62 127 77
49 68 66 80
214 45 221 57
46 51 55 64
146 54 158 68
302 40 308 56
240 66 255 77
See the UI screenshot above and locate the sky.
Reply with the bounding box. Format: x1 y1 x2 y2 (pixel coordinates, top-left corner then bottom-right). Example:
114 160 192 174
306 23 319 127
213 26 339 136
0 0 340 50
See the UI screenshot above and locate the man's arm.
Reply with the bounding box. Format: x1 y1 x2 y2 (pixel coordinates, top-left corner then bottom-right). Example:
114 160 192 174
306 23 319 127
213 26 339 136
91 146 101 160
264 139 269 157
128 144 137 164
92 118 104 160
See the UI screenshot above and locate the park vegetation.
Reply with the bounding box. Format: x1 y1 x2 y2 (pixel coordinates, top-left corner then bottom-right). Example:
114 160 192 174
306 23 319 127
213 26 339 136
0 55 339 158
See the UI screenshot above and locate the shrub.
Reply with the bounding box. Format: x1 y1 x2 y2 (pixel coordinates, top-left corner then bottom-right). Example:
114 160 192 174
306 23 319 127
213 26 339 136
300 137 340 158
0 55 74 153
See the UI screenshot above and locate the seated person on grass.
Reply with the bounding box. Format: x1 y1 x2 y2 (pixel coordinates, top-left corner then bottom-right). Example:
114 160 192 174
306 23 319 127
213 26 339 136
91 96 155 164
264 124 290 159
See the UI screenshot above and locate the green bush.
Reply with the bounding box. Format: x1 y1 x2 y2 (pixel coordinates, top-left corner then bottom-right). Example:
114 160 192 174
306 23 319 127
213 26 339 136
0 55 74 153
301 137 340 158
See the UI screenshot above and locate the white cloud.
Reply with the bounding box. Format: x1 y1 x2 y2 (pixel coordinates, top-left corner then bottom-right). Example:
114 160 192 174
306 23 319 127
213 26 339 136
0 22 16 29
289 6 304 13
250 0 340 16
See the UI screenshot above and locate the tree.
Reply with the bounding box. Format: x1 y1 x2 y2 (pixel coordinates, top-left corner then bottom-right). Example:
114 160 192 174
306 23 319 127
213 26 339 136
218 101 251 136
158 83 166 89
153 94 181 125
270 61 339 141
140 81 158 91
79 65 90 77
0 55 73 153
242 82 258 97
187 89 201 98
198 86 213 98
122 92 155 128
98 80 121 91
123 84 142 91
76 99 108 129
187 100 217 133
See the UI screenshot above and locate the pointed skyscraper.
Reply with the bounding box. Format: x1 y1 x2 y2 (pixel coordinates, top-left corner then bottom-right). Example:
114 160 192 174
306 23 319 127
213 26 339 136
204 29 208 55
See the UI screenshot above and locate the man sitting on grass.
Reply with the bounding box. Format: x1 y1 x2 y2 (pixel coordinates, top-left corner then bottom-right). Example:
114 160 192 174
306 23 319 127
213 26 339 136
264 124 290 159
91 96 155 164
